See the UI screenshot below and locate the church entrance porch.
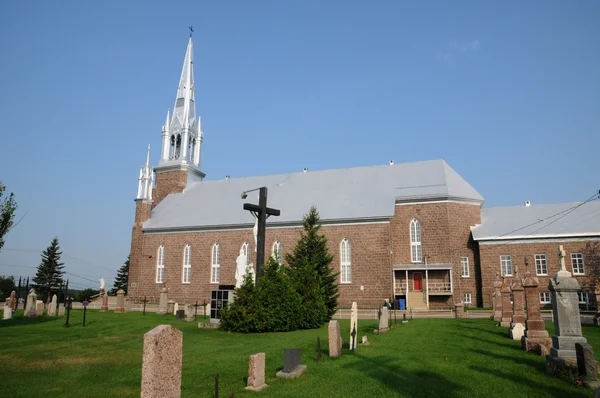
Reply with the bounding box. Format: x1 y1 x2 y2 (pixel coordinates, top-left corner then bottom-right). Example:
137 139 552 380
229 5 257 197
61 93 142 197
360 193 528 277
393 264 453 311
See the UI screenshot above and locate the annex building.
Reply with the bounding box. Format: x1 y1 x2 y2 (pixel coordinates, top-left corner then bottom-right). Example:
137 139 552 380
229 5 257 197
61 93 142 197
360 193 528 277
128 37 600 311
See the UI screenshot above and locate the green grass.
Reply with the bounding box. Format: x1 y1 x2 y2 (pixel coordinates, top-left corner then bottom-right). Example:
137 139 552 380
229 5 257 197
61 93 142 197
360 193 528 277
1 309 598 397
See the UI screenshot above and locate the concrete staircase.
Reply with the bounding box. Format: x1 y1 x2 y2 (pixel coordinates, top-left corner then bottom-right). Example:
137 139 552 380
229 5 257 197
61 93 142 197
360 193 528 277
407 291 428 310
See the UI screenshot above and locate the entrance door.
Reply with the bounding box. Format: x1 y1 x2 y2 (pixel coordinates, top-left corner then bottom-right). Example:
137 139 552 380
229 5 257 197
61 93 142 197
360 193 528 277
413 272 423 291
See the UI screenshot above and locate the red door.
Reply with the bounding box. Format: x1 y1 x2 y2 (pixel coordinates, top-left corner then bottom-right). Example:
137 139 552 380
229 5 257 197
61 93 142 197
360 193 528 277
413 272 423 291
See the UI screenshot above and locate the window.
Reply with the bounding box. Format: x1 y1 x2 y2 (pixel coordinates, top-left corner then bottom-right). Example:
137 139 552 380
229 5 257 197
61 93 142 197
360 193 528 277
577 292 589 304
211 243 220 283
461 257 469 277
242 242 251 266
340 238 352 283
156 245 165 283
410 219 422 262
272 240 283 264
182 244 191 283
572 253 585 275
500 255 513 276
464 293 472 304
534 254 547 275
540 292 551 304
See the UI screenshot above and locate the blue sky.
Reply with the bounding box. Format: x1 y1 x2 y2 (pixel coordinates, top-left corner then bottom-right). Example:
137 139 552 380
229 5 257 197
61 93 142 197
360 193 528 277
0 1 598 289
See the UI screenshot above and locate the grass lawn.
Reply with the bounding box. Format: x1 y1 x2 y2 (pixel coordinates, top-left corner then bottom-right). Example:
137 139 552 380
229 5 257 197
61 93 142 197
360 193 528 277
1 309 599 397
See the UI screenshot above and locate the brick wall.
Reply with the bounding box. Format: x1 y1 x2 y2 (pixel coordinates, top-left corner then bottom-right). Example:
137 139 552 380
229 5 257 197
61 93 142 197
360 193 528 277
478 240 599 307
152 170 187 208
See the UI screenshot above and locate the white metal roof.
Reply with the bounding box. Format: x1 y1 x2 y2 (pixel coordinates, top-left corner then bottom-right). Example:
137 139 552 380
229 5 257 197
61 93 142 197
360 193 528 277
143 159 483 231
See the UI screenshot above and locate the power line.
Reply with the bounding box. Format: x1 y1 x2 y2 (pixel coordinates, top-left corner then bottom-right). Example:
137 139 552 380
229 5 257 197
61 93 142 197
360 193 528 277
2 248 119 273
523 194 599 237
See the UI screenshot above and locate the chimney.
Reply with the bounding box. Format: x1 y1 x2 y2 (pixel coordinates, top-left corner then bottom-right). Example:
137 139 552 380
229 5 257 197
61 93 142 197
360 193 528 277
389 160 394 166
524 200 531 207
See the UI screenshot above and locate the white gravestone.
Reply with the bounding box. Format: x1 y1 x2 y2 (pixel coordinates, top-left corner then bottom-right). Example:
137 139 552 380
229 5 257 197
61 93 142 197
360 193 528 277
25 289 37 317
510 323 525 341
3 301 13 320
48 294 57 316
173 303 179 315
349 302 358 350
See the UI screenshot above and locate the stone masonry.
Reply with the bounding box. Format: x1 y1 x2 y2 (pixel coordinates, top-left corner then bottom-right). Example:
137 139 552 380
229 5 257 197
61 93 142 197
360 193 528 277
493 275 503 322
521 272 552 355
141 325 183 398
500 280 513 328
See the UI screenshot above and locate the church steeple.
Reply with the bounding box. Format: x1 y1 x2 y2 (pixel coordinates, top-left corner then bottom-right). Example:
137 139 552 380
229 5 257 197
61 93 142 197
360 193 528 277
159 37 203 169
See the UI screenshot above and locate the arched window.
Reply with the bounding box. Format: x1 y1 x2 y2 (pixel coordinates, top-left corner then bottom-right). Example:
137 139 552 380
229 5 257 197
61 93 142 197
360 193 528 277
410 219 422 262
340 238 352 283
156 245 165 283
272 240 283 264
182 244 191 283
242 242 251 266
211 243 220 283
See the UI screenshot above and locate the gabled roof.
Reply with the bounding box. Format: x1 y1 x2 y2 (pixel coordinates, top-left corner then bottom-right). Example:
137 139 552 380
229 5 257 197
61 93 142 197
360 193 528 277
472 201 600 241
143 159 483 232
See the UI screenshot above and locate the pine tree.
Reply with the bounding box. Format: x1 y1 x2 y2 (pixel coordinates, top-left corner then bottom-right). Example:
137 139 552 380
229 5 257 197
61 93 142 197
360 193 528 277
286 206 339 320
32 237 65 302
111 256 130 294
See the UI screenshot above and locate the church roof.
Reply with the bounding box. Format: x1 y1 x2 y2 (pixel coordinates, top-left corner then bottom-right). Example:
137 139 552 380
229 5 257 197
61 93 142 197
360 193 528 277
472 201 600 241
143 159 483 232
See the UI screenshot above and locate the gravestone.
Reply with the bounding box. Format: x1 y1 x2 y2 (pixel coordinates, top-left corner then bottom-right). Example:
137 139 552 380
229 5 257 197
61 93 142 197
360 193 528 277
376 306 390 332
349 302 358 350
510 323 525 341
58 305 65 316
167 300 176 315
47 294 57 316
3 300 13 320
184 304 194 321
100 292 109 312
509 274 526 339
115 289 126 313
576 343 599 387
546 245 589 375
36 300 44 316
125 298 132 312
157 288 169 315
455 303 465 319
500 280 513 327
276 348 306 378
361 335 370 346
493 274 503 322
141 325 183 398
521 272 552 354
173 302 179 315
245 352 267 391
328 320 342 358
8 290 17 311
175 309 185 321
25 289 37 317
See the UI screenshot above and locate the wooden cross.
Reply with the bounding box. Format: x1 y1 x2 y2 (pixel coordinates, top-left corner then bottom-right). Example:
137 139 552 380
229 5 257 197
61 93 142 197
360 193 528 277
558 245 567 271
141 296 149 316
189 25 194 37
243 187 280 277
193 300 201 317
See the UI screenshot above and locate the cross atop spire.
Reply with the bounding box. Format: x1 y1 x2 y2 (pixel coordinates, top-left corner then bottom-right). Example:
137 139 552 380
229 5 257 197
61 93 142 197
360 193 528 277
189 25 194 38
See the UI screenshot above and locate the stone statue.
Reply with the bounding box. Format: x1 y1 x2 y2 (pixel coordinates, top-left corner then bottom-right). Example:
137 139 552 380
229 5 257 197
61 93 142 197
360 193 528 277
235 248 248 288
99 278 105 291
253 215 258 253
558 245 566 271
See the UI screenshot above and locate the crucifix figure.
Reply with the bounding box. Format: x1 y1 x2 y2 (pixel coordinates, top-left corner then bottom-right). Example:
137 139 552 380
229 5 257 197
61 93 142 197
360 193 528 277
558 245 567 272
242 187 280 277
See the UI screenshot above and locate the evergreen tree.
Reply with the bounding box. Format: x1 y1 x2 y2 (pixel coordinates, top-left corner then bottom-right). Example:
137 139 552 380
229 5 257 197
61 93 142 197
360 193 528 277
32 237 65 302
0 182 18 253
286 206 339 320
110 256 130 295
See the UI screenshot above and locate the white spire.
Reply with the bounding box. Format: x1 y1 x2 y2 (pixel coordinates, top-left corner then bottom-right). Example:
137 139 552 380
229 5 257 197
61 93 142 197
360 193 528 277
172 37 196 131
136 145 153 201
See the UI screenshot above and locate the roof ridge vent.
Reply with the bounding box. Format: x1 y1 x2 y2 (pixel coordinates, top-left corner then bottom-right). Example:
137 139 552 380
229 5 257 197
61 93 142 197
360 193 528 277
225 175 230 180
303 168 308 173
524 200 531 207
389 160 394 165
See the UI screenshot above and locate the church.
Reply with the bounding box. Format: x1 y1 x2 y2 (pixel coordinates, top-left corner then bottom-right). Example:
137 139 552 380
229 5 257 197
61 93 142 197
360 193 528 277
128 36 600 311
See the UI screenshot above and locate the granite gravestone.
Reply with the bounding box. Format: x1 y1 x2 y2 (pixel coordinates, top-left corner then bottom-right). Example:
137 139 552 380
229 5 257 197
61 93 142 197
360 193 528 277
521 272 552 355
245 352 267 391
276 348 306 378
493 274 503 322
141 325 183 398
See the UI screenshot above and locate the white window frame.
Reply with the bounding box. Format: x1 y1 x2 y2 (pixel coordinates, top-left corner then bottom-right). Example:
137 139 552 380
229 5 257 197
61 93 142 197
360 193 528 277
272 240 283 264
461 257 469 277
463 293 472 304
535 254 547 276
571 253 585 275
540 292 551 304
340 238 352 284
500 255 513 277
156 245 165 283
182 244 191 283
242 242 251 266
211 243 221 284
577 292 589 304
410 219 422 263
